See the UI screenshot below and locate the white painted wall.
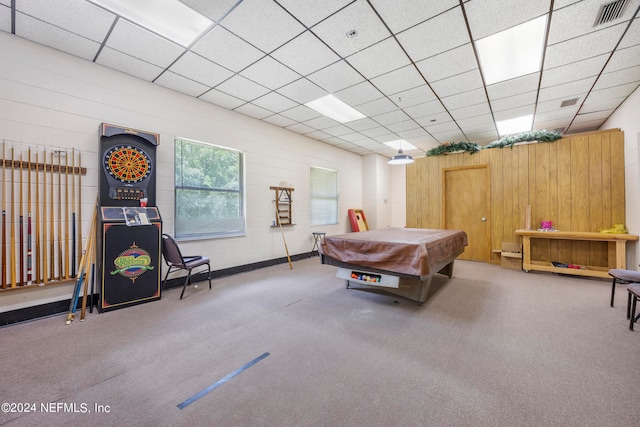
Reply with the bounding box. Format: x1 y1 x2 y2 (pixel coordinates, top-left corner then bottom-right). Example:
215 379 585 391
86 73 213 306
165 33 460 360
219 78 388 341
0 33 365 311
600 85 640 268
361 154 393 230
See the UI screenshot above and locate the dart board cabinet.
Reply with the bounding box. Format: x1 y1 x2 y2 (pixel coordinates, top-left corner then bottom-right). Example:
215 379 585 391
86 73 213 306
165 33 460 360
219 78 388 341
97 123 163 312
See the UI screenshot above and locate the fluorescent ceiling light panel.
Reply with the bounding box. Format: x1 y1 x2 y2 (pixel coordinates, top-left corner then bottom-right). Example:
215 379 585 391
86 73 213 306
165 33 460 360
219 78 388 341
476 15 547 85
305 95 366 123
384 139 418 151
89 0 212 46
496 115 533 136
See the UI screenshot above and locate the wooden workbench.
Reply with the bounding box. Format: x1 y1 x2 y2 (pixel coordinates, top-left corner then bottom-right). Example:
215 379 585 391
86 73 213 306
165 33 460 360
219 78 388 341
514 229 638 279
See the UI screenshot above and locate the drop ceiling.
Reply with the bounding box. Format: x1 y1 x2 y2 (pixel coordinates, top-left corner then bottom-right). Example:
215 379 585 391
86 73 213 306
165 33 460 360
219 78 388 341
1 0 639 157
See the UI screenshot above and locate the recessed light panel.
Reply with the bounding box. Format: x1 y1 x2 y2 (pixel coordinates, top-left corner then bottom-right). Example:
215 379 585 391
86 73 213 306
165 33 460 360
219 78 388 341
305 94 366 123
89 0 212 47
476 15 547 85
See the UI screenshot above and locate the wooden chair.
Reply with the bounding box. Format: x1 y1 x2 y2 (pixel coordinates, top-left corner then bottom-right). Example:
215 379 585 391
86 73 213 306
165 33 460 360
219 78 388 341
608 269 640 307
161 234 211 299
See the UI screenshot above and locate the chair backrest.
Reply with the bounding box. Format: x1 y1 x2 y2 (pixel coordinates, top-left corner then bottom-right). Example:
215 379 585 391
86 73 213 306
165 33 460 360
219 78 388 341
161 234 185 267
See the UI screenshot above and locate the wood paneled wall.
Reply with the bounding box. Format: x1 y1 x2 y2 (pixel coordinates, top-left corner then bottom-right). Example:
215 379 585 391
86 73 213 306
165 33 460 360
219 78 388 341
406 128 626 267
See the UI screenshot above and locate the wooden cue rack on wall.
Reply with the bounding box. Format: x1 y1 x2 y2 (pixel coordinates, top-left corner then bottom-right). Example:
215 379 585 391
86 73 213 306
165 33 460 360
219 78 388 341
0 142 87 290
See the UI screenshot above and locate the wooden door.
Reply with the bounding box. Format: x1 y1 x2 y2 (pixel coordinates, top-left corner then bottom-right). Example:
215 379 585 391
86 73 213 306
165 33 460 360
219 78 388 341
443 165 490 262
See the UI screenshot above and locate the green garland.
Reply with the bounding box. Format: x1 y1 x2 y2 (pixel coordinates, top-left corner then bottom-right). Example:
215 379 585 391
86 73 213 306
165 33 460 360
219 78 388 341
426 141 482 156
483 129 562 149
426 129 562 156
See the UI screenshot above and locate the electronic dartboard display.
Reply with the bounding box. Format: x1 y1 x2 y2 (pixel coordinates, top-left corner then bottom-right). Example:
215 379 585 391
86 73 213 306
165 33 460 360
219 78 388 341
99 123 158 207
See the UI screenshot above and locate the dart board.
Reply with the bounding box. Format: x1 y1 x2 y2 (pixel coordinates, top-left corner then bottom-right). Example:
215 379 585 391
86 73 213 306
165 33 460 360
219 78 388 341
99 123 158 207
104 144 152 185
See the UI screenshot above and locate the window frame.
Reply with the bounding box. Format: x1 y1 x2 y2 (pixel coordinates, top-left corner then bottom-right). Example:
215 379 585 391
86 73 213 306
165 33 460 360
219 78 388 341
310 166 339 226
174 137 245 240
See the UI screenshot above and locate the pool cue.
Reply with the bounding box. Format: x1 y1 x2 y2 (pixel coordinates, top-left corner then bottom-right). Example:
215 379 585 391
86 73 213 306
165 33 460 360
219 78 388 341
10 147 16 288
35 150 41 284
66 203 96 325
64 151 69 279
26 148 32 285
1 142 6 289
71 148 76 278
19 152 24 285
42 149 49 284
49 150 55 280
77 151 82 279
56 151 62 280
276 207 292 270
80 230 96 321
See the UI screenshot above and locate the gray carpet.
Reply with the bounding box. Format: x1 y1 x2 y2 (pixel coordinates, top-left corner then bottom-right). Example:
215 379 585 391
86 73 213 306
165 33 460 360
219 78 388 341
1 258 639 426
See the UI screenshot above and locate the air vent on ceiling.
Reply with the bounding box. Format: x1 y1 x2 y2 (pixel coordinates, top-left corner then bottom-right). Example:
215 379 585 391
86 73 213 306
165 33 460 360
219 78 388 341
595 0 627 26
560 98 578 108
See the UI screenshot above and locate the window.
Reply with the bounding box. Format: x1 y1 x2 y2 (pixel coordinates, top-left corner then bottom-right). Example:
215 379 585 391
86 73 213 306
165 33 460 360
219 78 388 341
310 167 338 226
174 138 244 239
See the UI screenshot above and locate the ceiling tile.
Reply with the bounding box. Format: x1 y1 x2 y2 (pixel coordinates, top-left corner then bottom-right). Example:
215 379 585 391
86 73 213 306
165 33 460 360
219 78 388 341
486 74 540 100
416 43 478 82
155 71 210 97
168 52 234 87
494 105 535 121
396 7 470 62
311 0 391 58
192 25 264 72
414 110 454 127
450 103 492 120
17 0 114 42
491 92 537 112
271 31 341 76
240 56 301 90
430 69 484 98
547 0 639 45
589 81 640 99
392 85 438 108
251 92 299 113
215 74 271 101
276 78 326 104
354 97 398 116
303 115 342 130
286 122 317 134
619 16 640 49
545 24 628 69
346 37 411 79
262 114 297 128
276 0 352 28
465 0 549 40
105 20 185 68
220 0 305 53
15 12 102 60
405 99 450 120
345 117 382 132
592 65 640 90
306 60 364 93
234 103 273 119
581 96 626 113
334 81 383 107
369 0 458 34
605 44 640 73
182 0 240 22
541 54 608 87
279 104 321 122
370 65 425 95
96 46 164 81
198 88 246 109
0 5 9 33
537 77 596 103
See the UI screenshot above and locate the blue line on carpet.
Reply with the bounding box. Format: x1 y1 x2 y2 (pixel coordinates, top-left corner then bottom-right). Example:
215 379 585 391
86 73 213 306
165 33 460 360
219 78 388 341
177 352 270 410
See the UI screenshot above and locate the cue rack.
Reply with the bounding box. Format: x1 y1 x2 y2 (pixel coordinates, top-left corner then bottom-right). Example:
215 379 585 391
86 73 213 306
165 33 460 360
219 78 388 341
0 141 87 290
